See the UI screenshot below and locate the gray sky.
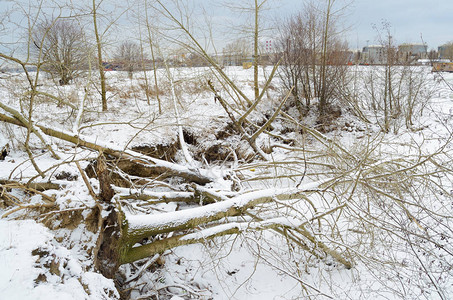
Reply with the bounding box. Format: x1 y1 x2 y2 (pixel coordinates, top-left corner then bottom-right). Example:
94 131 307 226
1 0 452 54
276 0 453 50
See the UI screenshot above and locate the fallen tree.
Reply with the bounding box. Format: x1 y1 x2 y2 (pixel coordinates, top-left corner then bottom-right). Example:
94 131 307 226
0 111 212 185
1 2 452 298
119 181 352 268
2 94 453 299
0 106 356 278
2 98 451 284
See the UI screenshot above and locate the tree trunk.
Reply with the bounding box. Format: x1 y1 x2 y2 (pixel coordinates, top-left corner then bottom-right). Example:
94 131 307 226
253 0 260 103
93 153 122 278
92 0 107 111
94 204 122 278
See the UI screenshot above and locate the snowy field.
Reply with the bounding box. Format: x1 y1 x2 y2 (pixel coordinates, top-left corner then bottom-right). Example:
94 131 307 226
1 66 453 299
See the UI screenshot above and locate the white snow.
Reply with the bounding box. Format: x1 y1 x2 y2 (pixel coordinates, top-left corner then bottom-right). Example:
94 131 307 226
0 219 118 300
1 66 453 299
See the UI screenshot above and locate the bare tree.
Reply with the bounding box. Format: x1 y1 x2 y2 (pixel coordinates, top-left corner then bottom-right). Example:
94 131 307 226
360 21 433 133
115 41 141 79
87 0 130 111
376 21 397 132
143 0 162 112
33 18 88 85
276 0 349 117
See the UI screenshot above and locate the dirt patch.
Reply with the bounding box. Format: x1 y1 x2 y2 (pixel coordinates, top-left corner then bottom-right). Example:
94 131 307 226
316 105 342 133
85 206 101 233
54 171 78 181
195 141 255 164
182 128 197 145
84 142 180 187
215 123 236 140
84 159 153 188
43 209 85 230
197 143 232 163
131 142 178 161
1 143 9 160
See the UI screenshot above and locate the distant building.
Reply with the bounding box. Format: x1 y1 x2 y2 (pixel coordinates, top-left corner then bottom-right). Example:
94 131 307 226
361 45 386 64
398 43 428 63
438 43 453 61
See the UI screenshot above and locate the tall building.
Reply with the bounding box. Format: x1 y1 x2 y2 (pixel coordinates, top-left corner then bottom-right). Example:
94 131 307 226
398 43 428 63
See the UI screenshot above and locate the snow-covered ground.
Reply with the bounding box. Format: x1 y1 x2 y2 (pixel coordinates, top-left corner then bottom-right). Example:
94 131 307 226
0 219 118 299
1 66 453 299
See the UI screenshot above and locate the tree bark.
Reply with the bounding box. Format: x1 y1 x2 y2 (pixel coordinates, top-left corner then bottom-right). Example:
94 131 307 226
94 204 123 278
93 152 122 278
96 153 115 203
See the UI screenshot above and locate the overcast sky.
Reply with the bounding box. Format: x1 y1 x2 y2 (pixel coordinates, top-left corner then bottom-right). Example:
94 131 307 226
276 0 453 50
1 0 452 53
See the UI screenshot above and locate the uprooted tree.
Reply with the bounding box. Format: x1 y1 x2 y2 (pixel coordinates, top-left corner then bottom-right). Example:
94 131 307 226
1 79 452 298
0 105 354 272
1 0 453 298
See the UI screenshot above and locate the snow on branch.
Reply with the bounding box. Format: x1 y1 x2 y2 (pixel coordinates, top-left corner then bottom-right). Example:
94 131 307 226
125 180 328 245
122 217 303 264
